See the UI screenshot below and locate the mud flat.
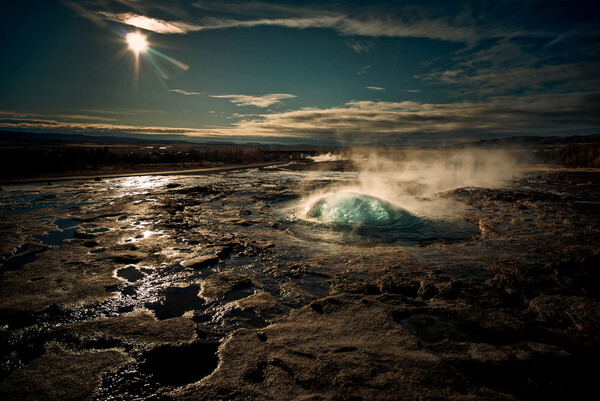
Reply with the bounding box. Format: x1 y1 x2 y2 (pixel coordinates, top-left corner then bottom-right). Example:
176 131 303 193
1 160 599 400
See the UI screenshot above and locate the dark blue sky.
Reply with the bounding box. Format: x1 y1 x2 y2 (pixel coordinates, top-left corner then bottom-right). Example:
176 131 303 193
1 0 599 145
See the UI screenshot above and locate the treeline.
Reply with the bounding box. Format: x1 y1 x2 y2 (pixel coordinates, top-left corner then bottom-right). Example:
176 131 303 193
0 145 299 179
542 143 600 167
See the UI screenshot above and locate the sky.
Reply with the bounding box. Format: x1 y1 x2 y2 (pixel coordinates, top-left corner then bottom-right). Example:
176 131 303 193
0 0 599 146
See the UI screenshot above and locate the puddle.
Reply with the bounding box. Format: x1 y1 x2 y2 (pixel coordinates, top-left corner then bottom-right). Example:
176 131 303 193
146 285 205 320
54 219 81 230
1 253 37 272
57 201 96 210
69 210 98 216
140 342 220 386
85 228 109 234
22 195 45 202
1 200 58 215
116 266 145 283
34 228 77 246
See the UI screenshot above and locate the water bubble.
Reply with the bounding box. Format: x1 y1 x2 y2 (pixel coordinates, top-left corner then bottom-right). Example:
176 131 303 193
295 191 476 245
306 192 416 226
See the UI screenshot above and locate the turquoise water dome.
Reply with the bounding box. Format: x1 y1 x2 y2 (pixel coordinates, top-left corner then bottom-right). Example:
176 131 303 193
297 191 477 244
306 192 414 226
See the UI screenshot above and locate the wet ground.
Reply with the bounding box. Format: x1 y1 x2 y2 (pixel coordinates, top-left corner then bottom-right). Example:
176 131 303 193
0 160 599 400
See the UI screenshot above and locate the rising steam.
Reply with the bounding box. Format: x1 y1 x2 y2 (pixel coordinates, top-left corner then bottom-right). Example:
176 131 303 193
299 148 521 222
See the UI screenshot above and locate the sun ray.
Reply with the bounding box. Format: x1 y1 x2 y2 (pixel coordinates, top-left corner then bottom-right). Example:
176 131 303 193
147 48 189 71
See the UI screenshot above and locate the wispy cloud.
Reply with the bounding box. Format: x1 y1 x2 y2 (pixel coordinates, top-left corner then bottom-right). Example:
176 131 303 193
357 65 371 75
0 111 116 122
366 86 385 91
82 1 600 47
418 35 600 97
55 114 117 121
209 93 297 107
4 92 599 145
169 89 205 96
95 12 201 34
92 9 480 42
224 93 600 144
346 39 372 53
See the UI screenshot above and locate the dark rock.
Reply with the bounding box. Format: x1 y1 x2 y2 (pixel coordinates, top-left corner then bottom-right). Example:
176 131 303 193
377 273 420 297
329 275 380 295
200 273 253 300
417 280 439 300
529 295 600 330
181 254 219 269
0 345 128 401
110 252 146 264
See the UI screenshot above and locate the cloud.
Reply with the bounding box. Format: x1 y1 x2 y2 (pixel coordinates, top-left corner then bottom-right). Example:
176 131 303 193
346 40 372 53
0 111 116 122
417 36 600 97
366 86 385 91
169 90 298 106
169 89 205 96
218 93 600 144
95 12 197 34
92 9 479 42
82 0 600 50
421 59 600 97
55 114 117 121
4 93 598 145
209 93 297 107
357 65 371 75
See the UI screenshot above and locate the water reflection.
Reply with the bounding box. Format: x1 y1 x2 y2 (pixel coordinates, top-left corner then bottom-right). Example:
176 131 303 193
113 176 171 196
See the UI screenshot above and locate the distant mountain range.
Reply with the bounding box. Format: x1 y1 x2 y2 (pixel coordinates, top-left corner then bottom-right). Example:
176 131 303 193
0 130 313 147
2 130 600 148
0 130 193 144
450 134 600 149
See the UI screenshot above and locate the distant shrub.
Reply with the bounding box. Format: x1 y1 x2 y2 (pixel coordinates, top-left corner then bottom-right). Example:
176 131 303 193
543 143 600 167
0 145 303 179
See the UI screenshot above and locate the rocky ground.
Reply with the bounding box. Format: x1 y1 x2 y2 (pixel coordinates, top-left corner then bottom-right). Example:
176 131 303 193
0 161 599 400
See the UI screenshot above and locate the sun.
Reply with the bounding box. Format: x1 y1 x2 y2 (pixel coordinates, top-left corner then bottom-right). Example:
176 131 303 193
126 32 148 54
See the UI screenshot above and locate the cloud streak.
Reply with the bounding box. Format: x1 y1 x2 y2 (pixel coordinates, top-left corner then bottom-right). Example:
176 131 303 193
3 92 599 145
417 35 600 97
95 12 197 34
169 89 205 96
93 10 480 42
209 93 297 107
346 40 372 53
87 0 600 43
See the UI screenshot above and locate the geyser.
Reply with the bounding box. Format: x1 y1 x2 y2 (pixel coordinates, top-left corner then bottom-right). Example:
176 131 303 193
296 191 477 244
306 192 416 226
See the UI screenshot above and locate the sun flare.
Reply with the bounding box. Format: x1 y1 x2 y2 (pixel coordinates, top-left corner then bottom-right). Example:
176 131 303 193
126 32 148 54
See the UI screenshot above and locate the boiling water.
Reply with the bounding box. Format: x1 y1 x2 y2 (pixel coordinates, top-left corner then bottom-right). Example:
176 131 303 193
293 191 477 245
306 192 416 226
